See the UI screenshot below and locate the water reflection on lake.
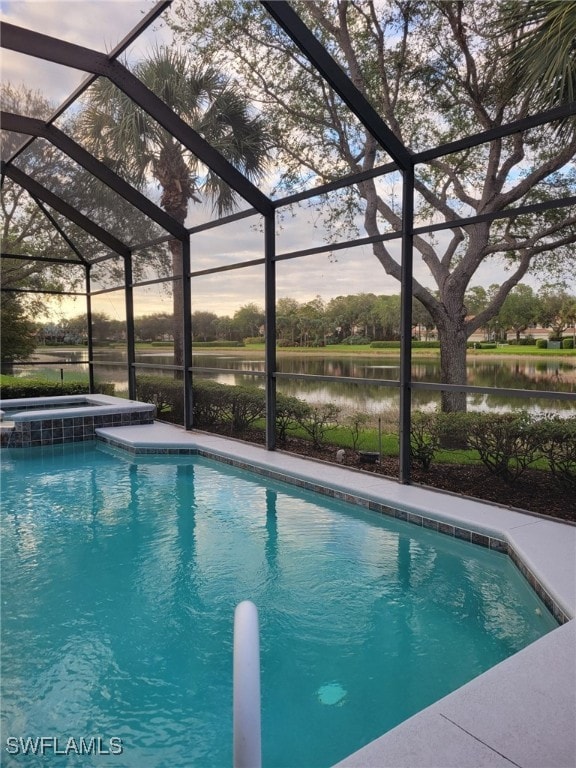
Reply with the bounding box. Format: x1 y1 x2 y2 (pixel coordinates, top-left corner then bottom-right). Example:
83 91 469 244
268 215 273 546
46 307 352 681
20 348 576 416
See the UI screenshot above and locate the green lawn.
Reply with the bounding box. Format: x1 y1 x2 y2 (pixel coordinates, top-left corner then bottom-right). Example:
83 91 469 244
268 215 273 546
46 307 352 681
31 342 575 357
466 344 575 357
243 342 576 357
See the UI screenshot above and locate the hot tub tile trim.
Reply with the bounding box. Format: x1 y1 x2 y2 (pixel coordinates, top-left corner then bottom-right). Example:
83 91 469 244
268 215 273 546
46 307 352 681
1 399 155 447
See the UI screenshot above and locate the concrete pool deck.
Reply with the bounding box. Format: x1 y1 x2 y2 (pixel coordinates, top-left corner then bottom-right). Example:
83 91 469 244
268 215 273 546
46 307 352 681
95 422 576 768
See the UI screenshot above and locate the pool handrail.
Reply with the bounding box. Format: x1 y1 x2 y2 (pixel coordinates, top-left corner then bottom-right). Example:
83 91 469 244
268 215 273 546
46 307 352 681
233 600 262 768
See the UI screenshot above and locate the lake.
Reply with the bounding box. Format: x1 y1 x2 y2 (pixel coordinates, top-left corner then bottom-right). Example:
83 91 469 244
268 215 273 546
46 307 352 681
17 348 576 416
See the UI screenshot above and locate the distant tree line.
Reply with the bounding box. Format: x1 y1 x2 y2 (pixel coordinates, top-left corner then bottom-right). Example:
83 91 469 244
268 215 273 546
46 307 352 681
26 284 576 351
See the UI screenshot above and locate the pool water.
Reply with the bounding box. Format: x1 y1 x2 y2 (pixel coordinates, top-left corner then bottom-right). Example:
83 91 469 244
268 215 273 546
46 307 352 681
0 444 557 768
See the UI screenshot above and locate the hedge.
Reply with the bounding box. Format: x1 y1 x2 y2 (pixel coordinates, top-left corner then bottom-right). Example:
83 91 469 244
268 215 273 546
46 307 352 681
538 416 576 491
136 375 184 424
135 375 341 445
135 375 265 431
194 380 265 432
465 412 543 481
192 340 245 347
370 340 440 348
275 392 312 441
0 378 114 398
408 410 576 491
342 335 372 345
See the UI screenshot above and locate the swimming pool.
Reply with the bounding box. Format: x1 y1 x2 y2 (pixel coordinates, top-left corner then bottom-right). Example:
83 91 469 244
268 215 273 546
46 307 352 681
0 443 557 768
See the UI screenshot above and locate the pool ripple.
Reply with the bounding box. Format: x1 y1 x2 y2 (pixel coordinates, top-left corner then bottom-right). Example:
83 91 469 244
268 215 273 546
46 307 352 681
1 446 558 768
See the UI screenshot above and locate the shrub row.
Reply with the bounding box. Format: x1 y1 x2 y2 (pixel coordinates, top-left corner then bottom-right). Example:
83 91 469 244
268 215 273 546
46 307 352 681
136 375 267 432
135 375 342 446
193 340 245 347
370 341 401 348
536 338 574 349
369 340 508 349
135 377 575 493
342 335 372 345
11 375 571 495
410 411 576 491
0 378 115 398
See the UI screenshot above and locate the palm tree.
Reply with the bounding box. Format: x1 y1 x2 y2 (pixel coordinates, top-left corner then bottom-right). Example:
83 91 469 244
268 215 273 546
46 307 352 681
500 0 576 135
80 48 269 365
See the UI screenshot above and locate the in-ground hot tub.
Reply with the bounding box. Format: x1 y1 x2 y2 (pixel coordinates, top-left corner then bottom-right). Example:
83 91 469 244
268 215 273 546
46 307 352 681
0 394 156 448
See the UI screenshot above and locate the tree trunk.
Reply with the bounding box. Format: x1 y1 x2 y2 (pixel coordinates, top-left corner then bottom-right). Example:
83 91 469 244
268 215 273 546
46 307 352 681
157 146 191 374
438 323 468 413
170 238 184 371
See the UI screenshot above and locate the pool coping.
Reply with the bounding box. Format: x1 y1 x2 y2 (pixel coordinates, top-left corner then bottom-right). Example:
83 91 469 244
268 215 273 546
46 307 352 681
93 422 575 768
0 394 155 421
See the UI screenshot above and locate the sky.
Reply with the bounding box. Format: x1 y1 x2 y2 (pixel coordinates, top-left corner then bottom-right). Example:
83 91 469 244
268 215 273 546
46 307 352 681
1 0 565 322
0 0 411 319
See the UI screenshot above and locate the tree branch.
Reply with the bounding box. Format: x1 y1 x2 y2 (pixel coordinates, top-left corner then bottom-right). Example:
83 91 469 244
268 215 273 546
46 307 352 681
467 250 533 334
491 134 576 211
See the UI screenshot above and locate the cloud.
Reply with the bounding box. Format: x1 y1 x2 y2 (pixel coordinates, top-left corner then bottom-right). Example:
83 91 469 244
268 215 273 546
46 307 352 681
4 2 553 323
1 0 162 105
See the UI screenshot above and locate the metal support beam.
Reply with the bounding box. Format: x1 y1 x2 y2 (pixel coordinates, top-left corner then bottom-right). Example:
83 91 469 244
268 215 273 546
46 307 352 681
399 165 414 484
264 214 276 450
1 287 84 297
1 252 82 266
124 253 137 399
414 102 576 164
181 238 194 430
2 113 187 240
2 163 130 257
261 1 411 170
1 22 273 217
31 195 90 265
273 161 398 208
86 265 95 393
3 0 172 167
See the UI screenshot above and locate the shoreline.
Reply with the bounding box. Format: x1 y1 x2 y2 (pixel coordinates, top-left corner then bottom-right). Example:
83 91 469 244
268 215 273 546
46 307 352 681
30 344 576 362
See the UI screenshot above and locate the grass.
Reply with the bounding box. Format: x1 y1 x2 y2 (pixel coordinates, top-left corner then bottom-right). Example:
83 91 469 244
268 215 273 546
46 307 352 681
32 342 575 357
251 420 488 467
240 342 576 357
467 344 575 357
252 420 552 472
0 372 89 386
